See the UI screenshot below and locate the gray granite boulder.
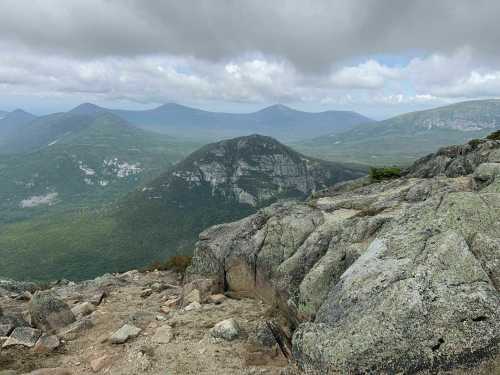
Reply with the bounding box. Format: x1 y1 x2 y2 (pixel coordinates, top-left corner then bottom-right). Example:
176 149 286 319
188 138 500 373
29 291 75 333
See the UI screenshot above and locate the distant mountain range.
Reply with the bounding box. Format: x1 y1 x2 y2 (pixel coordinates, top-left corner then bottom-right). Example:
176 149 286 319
0 103 372 153
295 99 500 165
0 134 365 281
0 113 199 223
111 103 374 141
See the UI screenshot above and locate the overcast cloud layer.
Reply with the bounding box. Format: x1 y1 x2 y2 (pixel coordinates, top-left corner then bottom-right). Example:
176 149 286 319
0 0 499 117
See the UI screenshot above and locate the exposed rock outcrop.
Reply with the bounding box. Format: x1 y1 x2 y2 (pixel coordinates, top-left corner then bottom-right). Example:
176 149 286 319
188 137 500 373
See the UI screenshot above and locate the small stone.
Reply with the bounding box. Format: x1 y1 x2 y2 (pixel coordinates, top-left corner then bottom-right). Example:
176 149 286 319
159 306 171 315
152 325 173 344
34 334 60 353
164 297 180 309
209 319 240 341
184 302 201 311
140 289 153 298
2 327 42 348
150 282 167 292
90 355 112 372
156 315 167 321
208 294 226 305
71 302 96 319
110 324 142 344
183 289 201 305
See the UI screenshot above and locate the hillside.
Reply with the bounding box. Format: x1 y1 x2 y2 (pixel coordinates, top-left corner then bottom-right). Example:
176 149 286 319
110 103 373 141
0 109 38 147
188 133 500 374
0 114 200 223
0 135 365 281
295 99 500 165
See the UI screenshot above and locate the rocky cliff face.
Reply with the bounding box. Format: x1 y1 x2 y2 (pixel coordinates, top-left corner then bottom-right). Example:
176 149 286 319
188 137 500 374
145 134 365 207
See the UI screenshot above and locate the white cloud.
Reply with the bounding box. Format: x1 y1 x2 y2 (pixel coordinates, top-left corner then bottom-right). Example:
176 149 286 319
330 60 401 89
1 39 500 117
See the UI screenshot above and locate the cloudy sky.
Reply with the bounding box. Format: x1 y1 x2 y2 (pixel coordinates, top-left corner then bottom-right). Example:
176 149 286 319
1 0 499 118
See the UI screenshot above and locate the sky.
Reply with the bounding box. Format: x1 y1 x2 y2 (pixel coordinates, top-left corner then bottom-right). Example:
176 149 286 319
1 0 500 119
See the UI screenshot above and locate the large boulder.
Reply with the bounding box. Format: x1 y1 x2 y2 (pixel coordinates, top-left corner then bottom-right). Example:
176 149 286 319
29 291 75 333
188 138 500 373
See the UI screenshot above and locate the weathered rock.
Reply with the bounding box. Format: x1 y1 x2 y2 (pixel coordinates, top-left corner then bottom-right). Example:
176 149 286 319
184 302 201 311
90 355 112 372
164 297 180 309
29 291 75 333
183 278 221 304
209 319 241 341
188 138 500 373
110 324 142 344
71 302 96 319
152 325 173 344
159 306 171 315
0 314 28 336
57 317 94 341
88 290 107 306
183 289 201 305
150 282 168 293
255 322 276 347
2 327 41 348
14 291 32 301
34 334 60 353
0 279 39 295
207 294 226 305
140 289 153 298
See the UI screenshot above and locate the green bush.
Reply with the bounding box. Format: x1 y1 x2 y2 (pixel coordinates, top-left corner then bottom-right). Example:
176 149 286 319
141 255 192 274
468 138 483 148
486 130 500 141
369 166 401 181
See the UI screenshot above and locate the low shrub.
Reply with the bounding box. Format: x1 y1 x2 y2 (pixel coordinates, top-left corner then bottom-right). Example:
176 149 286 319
486 130 500 141
141 255 192 274
369 166 401 181
468 138 483 148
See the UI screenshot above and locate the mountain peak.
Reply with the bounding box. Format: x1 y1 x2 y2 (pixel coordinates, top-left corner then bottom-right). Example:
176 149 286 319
155 103 193 111
70 103 107 115
4 108 35 121
257 104 296 113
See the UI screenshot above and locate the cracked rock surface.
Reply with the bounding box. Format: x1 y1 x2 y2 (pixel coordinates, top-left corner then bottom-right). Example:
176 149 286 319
188 138 500 374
